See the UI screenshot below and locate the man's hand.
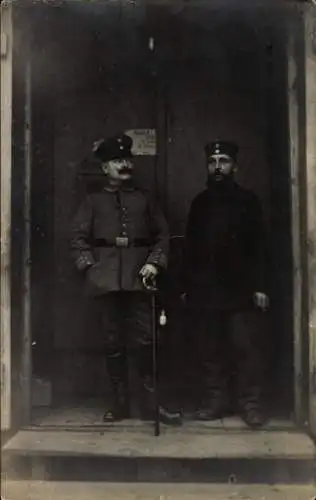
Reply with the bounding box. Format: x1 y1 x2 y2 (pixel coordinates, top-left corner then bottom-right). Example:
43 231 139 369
140 264 158 290
180 293 187 303
253 292 269 311
140 264 158 280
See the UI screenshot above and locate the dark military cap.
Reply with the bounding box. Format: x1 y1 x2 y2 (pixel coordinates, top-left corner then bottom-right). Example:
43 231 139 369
92 133 133 162
205 141 239 161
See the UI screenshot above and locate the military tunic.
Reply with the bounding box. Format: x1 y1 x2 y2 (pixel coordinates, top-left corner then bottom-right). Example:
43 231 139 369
70 183 169 295
70 182 169 381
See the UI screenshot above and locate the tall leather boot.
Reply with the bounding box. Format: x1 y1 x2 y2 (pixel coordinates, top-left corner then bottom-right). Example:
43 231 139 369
103 351 130 422
238 386 267 429
240 399 267 429
137 346 182 426
193 369 230 421
194 350 230 421
193 391 230 421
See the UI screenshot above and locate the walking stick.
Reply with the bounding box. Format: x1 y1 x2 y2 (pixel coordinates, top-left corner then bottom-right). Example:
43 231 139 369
142 276 160 436
151 289 160 437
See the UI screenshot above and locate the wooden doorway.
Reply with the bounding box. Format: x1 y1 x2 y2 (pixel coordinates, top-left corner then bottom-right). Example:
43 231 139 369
6 1 314 431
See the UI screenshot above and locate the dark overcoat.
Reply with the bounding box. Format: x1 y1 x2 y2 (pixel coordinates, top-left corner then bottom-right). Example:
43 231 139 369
182 181 268 310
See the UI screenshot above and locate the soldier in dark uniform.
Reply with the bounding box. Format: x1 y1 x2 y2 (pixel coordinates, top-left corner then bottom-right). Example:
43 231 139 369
70 133 181 425
181 141 269 428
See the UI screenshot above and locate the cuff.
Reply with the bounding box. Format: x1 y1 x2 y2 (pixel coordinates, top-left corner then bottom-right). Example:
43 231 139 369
146 248 167 269
76 252 95 272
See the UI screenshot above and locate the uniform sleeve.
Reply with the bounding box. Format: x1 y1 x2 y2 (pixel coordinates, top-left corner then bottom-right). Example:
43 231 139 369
248 194 269 294
180 198 199 292
70 196 96 272
145 196 169 270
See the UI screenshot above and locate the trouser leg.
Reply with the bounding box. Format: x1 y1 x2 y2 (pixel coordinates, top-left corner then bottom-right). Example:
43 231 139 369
229 310 269 428
126 292 182 425
97 293 129 421
193 310 230 420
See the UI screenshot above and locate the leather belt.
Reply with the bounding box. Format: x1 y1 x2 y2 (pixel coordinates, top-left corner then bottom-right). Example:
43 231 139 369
93 237 152 248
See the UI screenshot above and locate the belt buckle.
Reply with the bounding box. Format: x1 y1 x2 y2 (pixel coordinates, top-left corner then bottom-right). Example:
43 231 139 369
116 236 129 247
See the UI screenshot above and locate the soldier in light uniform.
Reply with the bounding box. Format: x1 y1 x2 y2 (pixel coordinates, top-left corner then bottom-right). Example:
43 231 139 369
71 133 181 425
182 141 269 428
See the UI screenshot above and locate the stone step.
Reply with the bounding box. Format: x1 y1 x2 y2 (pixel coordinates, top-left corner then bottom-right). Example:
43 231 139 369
3 420 315 484
2 481 316 500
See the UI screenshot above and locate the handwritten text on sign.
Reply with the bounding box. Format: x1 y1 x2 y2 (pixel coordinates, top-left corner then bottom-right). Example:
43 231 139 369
125 129 156 156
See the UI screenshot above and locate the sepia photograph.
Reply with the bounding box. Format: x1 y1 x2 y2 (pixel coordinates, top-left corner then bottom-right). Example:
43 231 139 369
1 0 316 498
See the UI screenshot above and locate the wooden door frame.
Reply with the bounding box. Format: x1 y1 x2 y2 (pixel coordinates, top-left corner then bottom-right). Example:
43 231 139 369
287 3 309 427
1 2 33 432
2 0 315 435
304 2 316 437
1 1 13 432
287 2 316 435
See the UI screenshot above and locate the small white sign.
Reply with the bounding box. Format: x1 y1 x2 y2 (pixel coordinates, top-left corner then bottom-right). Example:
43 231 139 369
125 129 156 156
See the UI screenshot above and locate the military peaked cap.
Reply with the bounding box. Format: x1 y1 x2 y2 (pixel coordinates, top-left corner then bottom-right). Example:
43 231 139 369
93 133 133 162
205 141 239 161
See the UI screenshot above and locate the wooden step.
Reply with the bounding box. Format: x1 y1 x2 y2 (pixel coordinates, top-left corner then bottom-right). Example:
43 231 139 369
3 419 315 484
3 481 316 500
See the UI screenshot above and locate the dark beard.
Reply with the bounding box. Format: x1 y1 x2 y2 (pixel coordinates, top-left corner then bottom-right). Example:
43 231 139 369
207 174 234 189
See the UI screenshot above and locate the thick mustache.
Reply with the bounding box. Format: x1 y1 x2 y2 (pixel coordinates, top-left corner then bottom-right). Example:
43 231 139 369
118 168 132 173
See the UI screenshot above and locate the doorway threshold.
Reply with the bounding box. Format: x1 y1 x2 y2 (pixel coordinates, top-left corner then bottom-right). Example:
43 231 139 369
29 403 299 433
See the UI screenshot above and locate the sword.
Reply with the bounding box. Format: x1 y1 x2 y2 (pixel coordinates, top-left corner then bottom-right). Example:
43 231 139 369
142 275 160 436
